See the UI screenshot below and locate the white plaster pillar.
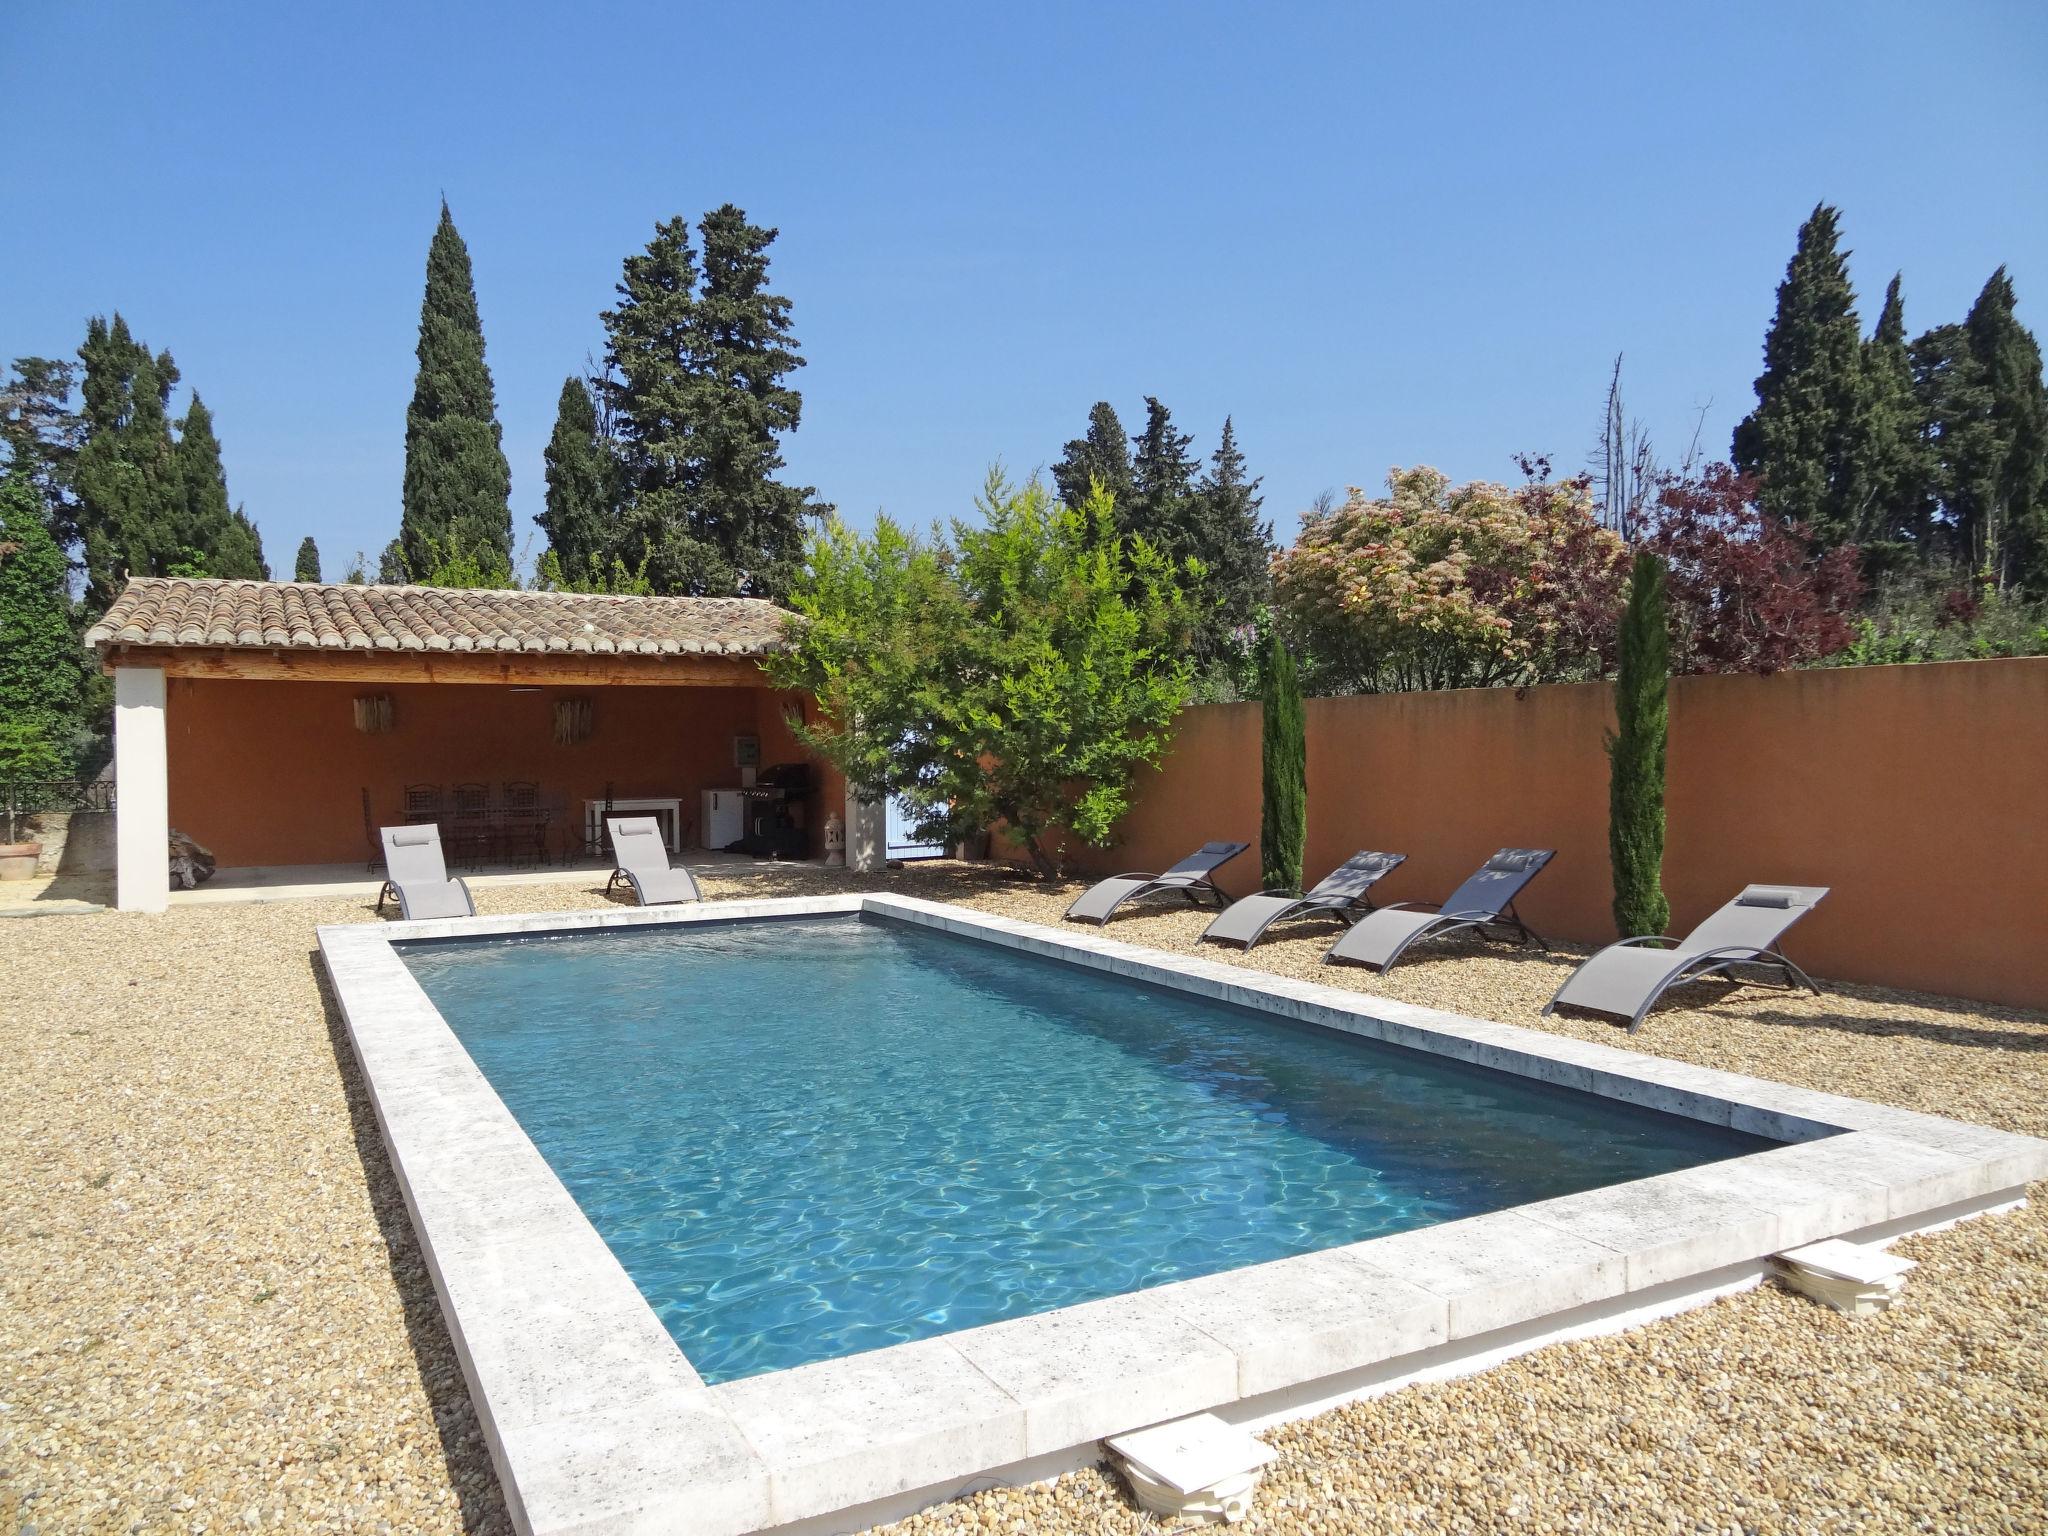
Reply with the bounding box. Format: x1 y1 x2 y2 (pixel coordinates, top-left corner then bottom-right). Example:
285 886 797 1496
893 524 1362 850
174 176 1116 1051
844 786 887 873
114 666 169 913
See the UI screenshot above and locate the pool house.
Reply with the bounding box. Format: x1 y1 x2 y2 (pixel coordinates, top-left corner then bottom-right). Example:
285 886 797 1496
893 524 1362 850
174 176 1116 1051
84 577 851 911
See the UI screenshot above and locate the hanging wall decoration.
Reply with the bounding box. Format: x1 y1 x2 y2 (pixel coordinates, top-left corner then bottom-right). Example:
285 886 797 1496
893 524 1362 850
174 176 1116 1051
553 698 594 745
352 694 395 734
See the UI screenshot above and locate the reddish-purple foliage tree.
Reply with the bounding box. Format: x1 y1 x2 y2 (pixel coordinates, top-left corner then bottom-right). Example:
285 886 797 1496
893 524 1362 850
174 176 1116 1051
1645 464 1862 674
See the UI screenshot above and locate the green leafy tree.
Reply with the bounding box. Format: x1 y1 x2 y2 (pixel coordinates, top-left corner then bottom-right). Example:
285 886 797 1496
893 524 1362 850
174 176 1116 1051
537 375 615 577
1 356 83 549
294 536 322 582
172 395 266 578
1258 628 1305 893
765 471 1193 878
74 314 181 611
1732 205 1873 543
0 471 82 778
602 206 822 597
401 202 512 582
1191 416 1274 662
1051 401 1133 516
1607 551 1670 937
376 538 408 583
339 550 368 584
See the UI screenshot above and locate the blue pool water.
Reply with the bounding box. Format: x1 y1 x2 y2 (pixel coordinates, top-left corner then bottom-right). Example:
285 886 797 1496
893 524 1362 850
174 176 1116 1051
399 916 1773 1383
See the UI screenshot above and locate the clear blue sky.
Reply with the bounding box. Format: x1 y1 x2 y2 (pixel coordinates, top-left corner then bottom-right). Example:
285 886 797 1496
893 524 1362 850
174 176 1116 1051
5 2 2045 578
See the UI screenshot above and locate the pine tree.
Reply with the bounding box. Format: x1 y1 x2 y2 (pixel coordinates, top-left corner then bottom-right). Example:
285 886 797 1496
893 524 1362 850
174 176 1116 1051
1191 416 1274 660
0 470 82 776
602 206 822 597
401 202 512 583
1608 551 1671 938
1857 274 1924 558
1 356 83 550
74 314 182 612
1126 397 1201 559
1732 205 1872 542
1051 402 1134 517
537 375 614 581
1259 628 1306 893
295 537 322 582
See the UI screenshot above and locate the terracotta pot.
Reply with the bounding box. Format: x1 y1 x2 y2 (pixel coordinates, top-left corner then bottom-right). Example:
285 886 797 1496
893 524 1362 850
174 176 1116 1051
0 840 41 881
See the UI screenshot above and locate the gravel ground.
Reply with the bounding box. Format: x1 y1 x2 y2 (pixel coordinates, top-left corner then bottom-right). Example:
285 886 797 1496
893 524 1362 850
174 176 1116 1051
2 861 2042 1535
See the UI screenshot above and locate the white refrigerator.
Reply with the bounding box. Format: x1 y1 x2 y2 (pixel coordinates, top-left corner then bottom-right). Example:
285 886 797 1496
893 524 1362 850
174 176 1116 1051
701 788 746 850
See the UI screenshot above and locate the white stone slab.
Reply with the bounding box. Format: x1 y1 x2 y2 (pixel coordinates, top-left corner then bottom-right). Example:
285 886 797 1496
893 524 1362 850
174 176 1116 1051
1342 1208 1628 1338
1105 1412 1275 1494
947 1287 1239 1457
713 1337 1028 1524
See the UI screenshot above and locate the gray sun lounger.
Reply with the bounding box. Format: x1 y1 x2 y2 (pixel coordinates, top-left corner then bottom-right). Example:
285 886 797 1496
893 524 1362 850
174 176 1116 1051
1545 883 1828 1032
606 816 702 906
377 824 476 920
1062 840 1249 926
1199 850 1408 949
1324 847 1555 972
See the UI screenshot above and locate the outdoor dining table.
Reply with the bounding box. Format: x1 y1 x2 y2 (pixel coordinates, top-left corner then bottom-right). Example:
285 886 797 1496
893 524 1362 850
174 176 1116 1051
401 808 553 868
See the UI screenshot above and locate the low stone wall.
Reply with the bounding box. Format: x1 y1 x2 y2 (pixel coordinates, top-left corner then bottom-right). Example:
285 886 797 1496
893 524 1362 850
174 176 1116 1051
40 811 116 877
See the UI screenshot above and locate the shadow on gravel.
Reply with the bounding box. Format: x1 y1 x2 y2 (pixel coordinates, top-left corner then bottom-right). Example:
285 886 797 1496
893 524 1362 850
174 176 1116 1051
311 952 514 1536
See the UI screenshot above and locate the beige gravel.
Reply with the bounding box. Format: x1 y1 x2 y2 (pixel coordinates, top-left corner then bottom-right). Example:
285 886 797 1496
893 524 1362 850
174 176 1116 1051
1 861 2042 1535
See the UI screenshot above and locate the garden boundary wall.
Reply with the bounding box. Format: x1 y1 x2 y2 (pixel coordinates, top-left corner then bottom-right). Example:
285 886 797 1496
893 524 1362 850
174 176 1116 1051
1046 657 2048 1011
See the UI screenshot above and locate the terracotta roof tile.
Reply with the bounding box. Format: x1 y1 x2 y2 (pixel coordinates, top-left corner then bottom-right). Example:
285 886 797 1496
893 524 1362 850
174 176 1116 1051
86 578 792 659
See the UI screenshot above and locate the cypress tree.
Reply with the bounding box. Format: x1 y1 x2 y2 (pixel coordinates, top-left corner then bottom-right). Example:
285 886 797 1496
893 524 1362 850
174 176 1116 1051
377 538 408 584
295 537 322 582
0 470 82 775
1126 397 1201 559
537 375 614 580
1857 275 1924 558
689 204 819 598
171 395 267 578
1051 402 1134 517
1192 416 1274 660
1732 205 1871 542
401 202 512 583
74 314 182 611
1259 628 1306 894
602 206 821 597
1608 551 1671 939
1961 269 2048 592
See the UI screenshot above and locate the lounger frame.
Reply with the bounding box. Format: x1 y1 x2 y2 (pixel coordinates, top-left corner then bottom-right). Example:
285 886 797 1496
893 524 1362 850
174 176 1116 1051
1198 852 1409 950
1545 935 1822 1034
1327 897 1550 972
1062 842 1248 927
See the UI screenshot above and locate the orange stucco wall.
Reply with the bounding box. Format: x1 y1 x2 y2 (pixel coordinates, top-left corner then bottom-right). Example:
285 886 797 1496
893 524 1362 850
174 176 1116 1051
1055 658 2048 1010
163 676 842 867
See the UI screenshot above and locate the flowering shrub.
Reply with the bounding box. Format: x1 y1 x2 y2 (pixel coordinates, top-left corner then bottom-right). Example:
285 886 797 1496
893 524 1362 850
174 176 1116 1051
1271 467 1629 692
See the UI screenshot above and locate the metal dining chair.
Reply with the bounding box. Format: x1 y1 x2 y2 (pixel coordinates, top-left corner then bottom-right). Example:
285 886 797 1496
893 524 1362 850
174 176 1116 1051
501 781 544 868
402 783 442 823
579 781 616 862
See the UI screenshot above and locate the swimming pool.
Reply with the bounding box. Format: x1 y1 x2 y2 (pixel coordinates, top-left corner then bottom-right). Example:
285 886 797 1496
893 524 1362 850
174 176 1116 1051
399 913 1772 1383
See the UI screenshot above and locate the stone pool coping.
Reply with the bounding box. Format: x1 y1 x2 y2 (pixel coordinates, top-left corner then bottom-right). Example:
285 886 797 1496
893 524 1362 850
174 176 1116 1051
317 894 2048 1536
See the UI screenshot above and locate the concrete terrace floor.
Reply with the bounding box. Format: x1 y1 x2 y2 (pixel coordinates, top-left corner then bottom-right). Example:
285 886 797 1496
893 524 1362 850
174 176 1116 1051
2 861 2044 1534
